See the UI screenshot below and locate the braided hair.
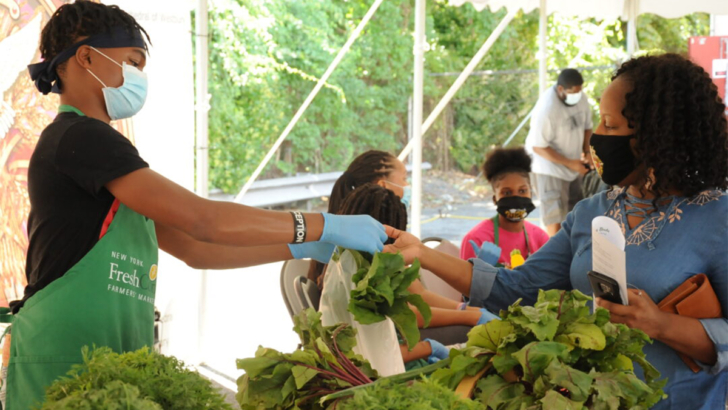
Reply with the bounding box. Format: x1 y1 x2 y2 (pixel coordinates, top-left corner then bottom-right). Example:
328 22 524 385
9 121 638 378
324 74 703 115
612 54 728 197
328 150 396 214
309 183 407 288
482 146 532 189
338 183 407 236
40 1 150 87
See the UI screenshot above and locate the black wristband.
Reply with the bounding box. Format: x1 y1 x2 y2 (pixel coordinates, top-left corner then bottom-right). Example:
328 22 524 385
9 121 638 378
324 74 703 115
291 211 307 244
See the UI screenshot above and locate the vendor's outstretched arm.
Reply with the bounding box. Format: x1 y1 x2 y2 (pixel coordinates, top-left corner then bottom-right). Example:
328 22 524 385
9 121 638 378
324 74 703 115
156 222 293 269
108 169 322 246
107 168 387 253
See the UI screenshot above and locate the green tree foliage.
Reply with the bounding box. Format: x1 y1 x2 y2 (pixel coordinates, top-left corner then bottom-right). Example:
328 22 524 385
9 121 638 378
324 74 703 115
206 0 415 192
202 1 708 193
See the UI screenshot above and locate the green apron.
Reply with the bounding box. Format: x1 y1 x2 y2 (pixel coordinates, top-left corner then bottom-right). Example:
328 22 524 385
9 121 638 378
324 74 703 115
5 106 158 410
491 216 530 268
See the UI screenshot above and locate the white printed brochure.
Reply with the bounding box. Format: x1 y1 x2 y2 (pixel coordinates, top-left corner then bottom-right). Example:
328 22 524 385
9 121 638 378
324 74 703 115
592 216 629 305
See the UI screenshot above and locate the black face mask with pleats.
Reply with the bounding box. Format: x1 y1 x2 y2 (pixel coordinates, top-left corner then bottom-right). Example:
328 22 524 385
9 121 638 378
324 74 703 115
589 133 638 185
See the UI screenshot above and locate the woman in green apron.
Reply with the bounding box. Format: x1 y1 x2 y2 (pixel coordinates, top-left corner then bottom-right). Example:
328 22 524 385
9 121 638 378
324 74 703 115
460 147 551 268
5 2 390 409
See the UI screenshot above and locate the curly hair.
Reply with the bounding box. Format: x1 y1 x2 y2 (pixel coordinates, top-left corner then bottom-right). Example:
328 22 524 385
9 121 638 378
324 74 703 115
40 1 150 80
482 146 532 186
328 150 396 214
613 53 728 197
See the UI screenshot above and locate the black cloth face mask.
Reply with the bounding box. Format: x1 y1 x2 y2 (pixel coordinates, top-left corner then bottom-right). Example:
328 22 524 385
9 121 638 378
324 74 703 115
496 196 535 222
589 133 638 186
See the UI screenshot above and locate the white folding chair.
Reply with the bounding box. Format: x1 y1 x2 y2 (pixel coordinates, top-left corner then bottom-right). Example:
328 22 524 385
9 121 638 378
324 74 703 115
293 276 321 312
280 259 312 321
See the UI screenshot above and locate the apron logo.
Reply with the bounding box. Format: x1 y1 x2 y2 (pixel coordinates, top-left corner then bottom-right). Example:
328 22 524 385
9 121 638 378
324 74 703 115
109 263 140 287
108 262 156 291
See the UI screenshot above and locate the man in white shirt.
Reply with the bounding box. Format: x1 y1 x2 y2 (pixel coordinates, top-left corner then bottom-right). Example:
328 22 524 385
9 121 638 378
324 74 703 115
526 69 593 236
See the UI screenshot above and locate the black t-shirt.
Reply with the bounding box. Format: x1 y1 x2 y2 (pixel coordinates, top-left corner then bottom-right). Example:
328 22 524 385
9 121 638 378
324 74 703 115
11 112 149 313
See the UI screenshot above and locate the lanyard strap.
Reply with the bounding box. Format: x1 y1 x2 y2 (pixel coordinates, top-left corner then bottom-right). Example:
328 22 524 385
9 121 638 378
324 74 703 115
492 215 499 247
491 216 531 258
58 104 85 116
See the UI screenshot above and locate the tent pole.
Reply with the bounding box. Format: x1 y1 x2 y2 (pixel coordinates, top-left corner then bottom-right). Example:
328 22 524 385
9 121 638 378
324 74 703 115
627 0 639 58
411 0 426 238
503 105 536 147
234 0 385 201
539 0 547 94
195 0 209 364
398 8 517 162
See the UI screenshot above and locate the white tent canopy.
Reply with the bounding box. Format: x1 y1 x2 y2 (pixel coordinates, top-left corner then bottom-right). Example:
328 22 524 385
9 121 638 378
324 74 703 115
451 0 728 19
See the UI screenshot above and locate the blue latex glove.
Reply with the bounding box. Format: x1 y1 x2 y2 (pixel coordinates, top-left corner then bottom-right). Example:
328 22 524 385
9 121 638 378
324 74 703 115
319 213 387 254
288 242 336 264
469 240 501 266
477 308 499 325
425 338 449 364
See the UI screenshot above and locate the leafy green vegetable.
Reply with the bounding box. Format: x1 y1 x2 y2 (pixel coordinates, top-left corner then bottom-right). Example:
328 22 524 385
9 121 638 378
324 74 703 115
433 290 667 409
346 250 432 349
466 320 514 351
431 346 493 390
40 380 162 410
558 323 607 351
236 309 377 410
511 342 570 383
337 377 484 410
539 390 584 410
543 360 593 402
41 347 230 410
477 375 526 408
320 359 451 404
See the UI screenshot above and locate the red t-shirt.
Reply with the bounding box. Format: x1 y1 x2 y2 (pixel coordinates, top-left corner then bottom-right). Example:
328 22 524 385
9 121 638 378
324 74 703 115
460 219 550 268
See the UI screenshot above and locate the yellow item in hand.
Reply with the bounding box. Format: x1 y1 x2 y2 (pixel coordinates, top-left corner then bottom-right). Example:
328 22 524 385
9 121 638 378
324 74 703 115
510 249 525 268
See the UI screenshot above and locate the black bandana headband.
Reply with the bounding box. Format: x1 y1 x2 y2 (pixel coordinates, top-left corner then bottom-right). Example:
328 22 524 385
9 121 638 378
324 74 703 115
28 26 147 95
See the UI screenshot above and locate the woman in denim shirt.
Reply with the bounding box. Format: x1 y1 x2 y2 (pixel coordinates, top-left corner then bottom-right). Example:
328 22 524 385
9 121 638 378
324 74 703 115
386 54 728 409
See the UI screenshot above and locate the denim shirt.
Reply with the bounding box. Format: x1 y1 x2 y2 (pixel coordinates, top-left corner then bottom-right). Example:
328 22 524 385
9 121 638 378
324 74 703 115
469 188 728 410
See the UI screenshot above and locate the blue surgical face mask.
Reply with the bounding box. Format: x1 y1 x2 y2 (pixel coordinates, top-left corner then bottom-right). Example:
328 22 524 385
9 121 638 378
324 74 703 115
385 180 411 208
86 47 148 120
402 185 412 209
